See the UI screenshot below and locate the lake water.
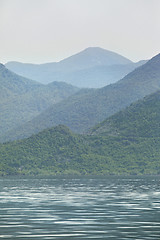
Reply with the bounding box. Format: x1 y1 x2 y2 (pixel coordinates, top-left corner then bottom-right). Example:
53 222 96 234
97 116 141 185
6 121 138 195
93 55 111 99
0 176 160 239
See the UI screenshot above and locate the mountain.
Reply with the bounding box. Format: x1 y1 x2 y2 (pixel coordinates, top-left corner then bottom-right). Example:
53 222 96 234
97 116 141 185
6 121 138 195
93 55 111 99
0 64 79 136
1 90 160 176
56 47 133 69
0 63 40 103
49 61 147 88
5 47 143 88
2 53 159 142
90 90 160 138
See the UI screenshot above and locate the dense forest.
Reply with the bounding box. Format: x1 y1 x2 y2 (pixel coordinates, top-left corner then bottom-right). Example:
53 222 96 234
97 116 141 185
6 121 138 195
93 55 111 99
1 90 160 176
1 52 160 177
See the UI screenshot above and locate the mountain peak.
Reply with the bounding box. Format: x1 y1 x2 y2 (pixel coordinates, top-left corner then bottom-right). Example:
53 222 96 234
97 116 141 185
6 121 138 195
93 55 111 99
59 47 132 70
83 46 106 52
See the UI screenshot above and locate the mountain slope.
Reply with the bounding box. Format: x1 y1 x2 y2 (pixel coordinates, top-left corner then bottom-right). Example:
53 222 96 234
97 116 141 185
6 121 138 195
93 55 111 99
90 90 160 138
5 47 137 87
3 53 159 142
1 88 160 176
0 63 41 103
55 47 133 70
0 64 79 136
51 61 147 88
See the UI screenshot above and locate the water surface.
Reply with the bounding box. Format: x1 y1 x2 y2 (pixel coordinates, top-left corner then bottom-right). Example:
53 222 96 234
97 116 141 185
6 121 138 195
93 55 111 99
0 176 160 239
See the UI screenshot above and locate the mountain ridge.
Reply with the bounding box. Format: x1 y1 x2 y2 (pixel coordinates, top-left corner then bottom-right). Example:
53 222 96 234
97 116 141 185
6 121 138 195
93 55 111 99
0 64 79 137
89 90 160 138
1 53 159 142
5 47 143 87
1 90 160 176
0 63 41 102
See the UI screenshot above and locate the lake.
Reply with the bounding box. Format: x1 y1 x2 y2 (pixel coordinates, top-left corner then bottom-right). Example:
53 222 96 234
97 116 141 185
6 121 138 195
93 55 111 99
0 176 160 239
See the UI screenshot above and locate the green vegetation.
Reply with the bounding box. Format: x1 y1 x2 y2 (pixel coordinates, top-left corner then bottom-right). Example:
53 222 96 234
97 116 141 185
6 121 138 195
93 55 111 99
0 125 160 176
3 53 160 142
1 54 160 176
1 90 160 176
90 90 160 138
0 63 40 103
0 64 79 137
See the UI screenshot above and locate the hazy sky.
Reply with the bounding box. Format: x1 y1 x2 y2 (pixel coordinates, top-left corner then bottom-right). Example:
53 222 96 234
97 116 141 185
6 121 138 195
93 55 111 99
0 0 159 63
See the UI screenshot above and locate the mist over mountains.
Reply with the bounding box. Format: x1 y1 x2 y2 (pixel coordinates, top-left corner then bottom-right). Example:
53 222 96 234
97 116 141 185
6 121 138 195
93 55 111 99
0 47 160 176
5 47 147 88
2 53 159 143
0 64 79 137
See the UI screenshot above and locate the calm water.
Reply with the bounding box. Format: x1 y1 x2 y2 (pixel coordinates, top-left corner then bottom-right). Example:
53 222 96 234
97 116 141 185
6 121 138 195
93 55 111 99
0 176 160 239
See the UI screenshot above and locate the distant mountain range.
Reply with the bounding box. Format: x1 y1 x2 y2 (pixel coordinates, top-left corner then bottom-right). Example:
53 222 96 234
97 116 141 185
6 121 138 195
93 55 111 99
1 50 160 176
1 89 160 176
5 47 147 88
0 64 79 137
2 53 159 142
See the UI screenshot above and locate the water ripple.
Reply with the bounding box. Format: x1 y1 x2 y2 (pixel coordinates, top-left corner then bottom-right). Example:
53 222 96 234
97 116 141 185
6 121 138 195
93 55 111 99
0 176 160 239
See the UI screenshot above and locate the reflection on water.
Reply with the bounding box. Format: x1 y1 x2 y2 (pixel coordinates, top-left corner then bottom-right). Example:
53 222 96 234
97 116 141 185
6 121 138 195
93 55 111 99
0 176 160 239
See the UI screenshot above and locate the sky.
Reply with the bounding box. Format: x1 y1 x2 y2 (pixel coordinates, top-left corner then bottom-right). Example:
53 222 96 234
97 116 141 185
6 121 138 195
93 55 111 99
0 0 159 64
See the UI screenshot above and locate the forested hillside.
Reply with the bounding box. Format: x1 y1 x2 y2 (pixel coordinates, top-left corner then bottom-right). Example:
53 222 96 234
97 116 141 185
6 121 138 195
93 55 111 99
1 90 160 176
3 53 159 142
0 64 79 136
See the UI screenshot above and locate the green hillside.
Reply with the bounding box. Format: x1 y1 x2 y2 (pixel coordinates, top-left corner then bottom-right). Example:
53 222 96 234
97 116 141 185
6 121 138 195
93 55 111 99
4 53 160 142
0 63 40 103
1 90 160 176
90 90 160 138
0 126 160 176
0 64 79 136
